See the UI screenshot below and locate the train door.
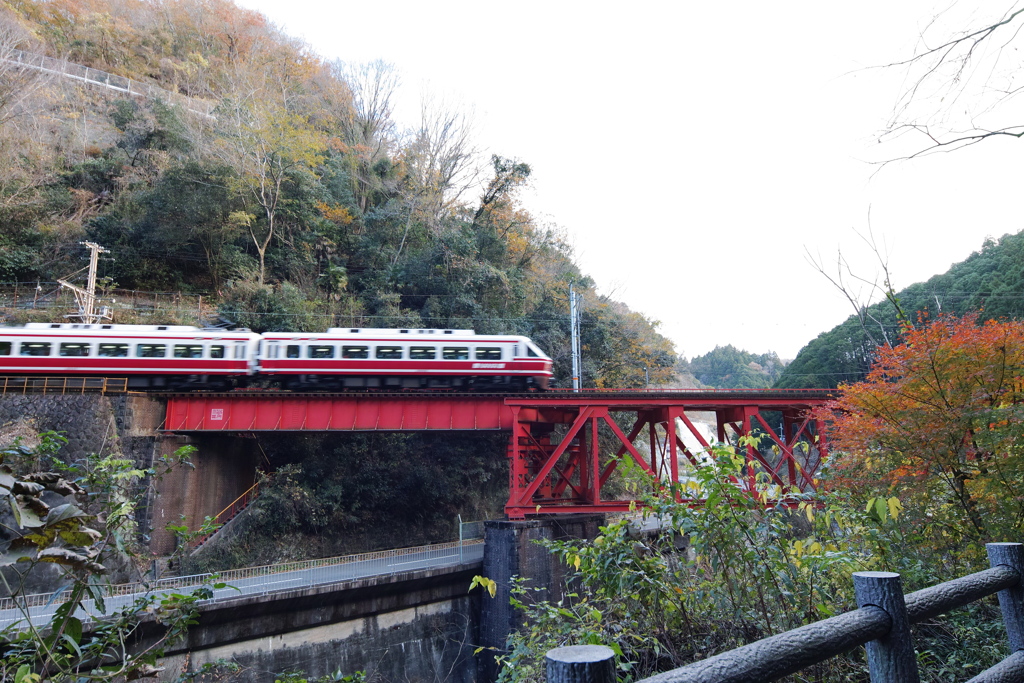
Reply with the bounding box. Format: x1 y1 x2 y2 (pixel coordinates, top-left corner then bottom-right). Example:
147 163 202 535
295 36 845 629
262 340 279 373
233 341 251 374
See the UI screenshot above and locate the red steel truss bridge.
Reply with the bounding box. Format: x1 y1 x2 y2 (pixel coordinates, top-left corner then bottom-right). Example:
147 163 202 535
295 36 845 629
164 389 834 519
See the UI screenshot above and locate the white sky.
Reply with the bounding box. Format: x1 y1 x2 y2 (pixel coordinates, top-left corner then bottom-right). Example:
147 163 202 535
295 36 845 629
235 0 1024 360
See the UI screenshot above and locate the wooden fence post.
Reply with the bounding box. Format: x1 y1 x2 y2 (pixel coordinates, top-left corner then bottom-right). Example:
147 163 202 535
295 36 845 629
546 645 615 683
854 571 920 683
987 542 1024 652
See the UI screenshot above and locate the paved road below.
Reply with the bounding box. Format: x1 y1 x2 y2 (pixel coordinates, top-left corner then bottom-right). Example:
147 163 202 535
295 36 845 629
0 542 484 629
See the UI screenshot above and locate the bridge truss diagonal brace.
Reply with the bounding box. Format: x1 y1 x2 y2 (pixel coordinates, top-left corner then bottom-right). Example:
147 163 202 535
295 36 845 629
503 397 830 519
505 405 680 520
749 411 816 490
734 406 825 494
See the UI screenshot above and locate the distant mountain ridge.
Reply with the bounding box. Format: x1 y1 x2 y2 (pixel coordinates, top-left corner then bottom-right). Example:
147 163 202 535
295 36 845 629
684 345 785 389
776 231 1024 388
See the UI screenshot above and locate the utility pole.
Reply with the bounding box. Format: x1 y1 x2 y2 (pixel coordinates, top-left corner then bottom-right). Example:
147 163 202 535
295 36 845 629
569 283 582 392
58 241 111 324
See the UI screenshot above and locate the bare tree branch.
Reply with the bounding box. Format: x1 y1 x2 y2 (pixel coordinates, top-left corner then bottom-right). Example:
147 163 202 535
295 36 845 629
333 59 400 213
806 218 906 348
877 122 1024 162
0 13 45 127
876 3 1024 161
405 94 480 225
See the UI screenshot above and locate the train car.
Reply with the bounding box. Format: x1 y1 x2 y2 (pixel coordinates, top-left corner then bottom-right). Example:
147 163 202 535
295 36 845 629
258 327 554 390
0 323 262 389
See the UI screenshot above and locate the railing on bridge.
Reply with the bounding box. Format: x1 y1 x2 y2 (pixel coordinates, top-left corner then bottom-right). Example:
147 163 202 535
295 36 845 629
545 542 1024 683
0 376 128 395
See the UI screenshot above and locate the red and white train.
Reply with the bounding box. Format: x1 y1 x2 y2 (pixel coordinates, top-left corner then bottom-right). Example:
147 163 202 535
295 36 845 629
0 323 554 390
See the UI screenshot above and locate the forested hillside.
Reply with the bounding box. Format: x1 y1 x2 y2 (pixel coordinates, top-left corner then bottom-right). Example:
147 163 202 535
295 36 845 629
0 0 676 390
777 231 1024 387
684 345 784 389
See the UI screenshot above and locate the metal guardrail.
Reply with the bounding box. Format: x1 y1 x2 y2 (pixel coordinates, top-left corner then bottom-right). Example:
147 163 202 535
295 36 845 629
0 538 484 613
0 284 212 324
460 519 485 541
2 49 217 118
547 542 1024 683
0 376 128 395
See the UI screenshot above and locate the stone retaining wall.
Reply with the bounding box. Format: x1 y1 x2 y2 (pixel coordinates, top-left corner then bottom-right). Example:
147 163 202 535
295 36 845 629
0 394 258 560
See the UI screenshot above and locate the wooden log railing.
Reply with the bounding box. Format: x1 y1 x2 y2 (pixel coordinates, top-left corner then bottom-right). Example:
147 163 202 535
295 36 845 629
546 542 1024 683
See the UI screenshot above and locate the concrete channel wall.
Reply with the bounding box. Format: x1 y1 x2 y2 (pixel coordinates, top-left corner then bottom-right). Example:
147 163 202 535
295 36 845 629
150 564 483 683
148 516 605 682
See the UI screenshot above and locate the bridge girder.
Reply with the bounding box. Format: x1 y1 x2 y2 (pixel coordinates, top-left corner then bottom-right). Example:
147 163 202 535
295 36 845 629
164 390 832 519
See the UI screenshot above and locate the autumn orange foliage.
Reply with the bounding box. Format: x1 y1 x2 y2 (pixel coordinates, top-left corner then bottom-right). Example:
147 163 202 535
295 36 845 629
818 313 1024 552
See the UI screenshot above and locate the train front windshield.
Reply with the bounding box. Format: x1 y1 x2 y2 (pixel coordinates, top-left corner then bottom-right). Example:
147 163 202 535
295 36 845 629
525 342 548 359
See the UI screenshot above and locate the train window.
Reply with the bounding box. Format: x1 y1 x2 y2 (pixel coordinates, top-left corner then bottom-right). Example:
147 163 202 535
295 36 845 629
173 344 203 359
286 345 300 359
60 343 91 357
98 343 129 357
20 342 52 356
308 345 334 359
137 344 166 358
210 345 226 359
527 347 540 358
265 344 280 359
376 346 403 359
233 343 246 359
409 346 436 360
0 342 10 356
443 347 469 360
475 347 502 360
342 346 369 359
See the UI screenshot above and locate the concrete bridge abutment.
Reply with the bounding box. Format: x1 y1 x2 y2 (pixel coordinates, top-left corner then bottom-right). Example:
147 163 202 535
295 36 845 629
478 514 604 681
147 432 260 555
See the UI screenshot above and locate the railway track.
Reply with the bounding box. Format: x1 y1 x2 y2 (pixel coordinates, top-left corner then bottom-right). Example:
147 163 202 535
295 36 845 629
0 376 837 400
